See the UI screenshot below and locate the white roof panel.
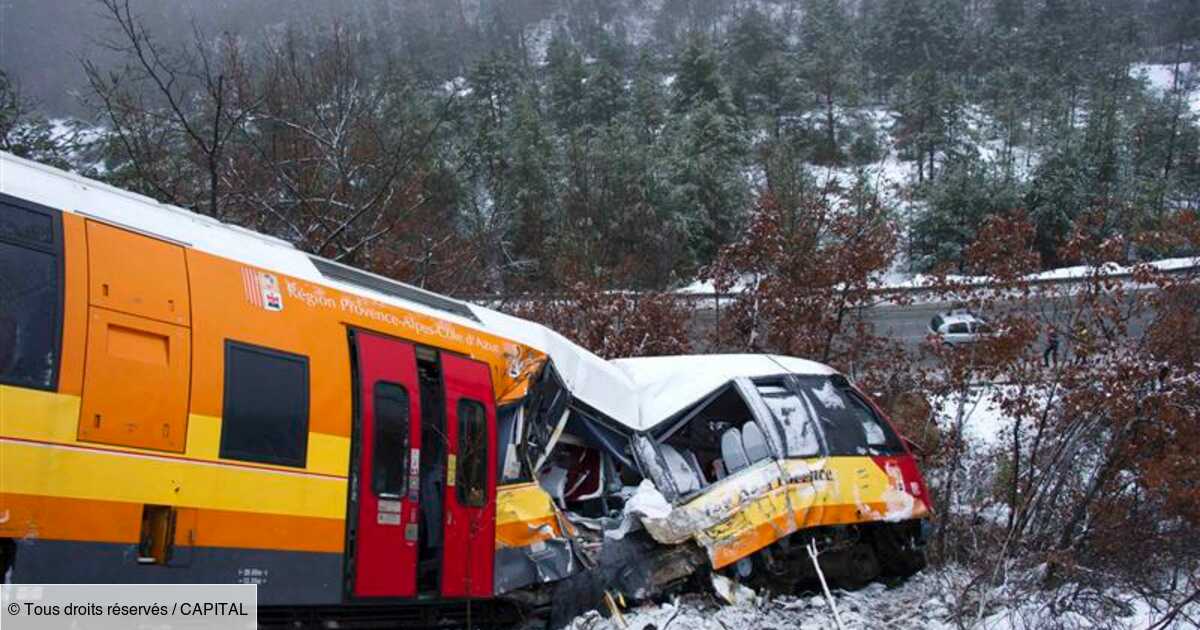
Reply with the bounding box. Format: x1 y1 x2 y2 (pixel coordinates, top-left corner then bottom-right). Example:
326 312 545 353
611 354 837 430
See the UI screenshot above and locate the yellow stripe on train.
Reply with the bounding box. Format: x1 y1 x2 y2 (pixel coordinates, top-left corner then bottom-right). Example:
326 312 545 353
688 457 930 568
0 439 347 519
1 384 350 476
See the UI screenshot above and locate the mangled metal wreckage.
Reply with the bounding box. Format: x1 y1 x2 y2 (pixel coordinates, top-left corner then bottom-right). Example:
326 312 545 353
490 337 933 623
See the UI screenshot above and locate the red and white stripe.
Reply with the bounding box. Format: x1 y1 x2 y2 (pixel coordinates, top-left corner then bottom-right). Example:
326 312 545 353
241 267 262 308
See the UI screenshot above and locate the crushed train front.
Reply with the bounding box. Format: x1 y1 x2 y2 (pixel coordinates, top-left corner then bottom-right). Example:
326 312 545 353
502 354 933 621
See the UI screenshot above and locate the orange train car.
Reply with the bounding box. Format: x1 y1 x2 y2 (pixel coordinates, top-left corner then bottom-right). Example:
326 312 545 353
0 151 599 608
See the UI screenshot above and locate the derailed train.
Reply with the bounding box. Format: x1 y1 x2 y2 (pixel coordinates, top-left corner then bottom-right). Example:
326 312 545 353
0 151 931 624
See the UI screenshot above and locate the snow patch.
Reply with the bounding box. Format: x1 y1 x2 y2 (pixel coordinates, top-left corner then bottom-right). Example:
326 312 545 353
605 480 670 540
810 380 846 410
1132 63 1200 114
711 574 758 606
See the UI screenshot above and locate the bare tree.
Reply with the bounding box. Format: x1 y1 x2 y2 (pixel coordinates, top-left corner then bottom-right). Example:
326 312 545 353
916 209 1200 625
83 0 258 219
232 25 459 269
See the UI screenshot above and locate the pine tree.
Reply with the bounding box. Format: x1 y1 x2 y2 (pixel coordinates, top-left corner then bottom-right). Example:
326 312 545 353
798 0 860 163
912 154 1025 271
545 34 588 130
0 70 82 171
504 90 559 285
730 8 801 138
582 60 627 129
673 34 728 114
630 50 667 144
665 34 748 269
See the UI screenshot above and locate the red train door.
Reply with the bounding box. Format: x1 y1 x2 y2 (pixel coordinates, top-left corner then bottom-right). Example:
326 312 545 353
439 354 498 599
352 332 422 598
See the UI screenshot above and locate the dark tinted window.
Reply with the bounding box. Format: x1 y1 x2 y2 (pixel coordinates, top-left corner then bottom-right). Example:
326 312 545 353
457 399 488 507
0 197 61 390
372 382 409 496
948 322 969 334
220 341 310 467
0 204 53 244
0 243 58 388
797 377 904 456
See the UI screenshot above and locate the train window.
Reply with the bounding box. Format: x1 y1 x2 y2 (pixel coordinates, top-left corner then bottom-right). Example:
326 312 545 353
219 341 310 468
798 376 904 456
0 202 54 245
0 197 61 391
457 399 488 507
372 382 409 497
757 384 820 457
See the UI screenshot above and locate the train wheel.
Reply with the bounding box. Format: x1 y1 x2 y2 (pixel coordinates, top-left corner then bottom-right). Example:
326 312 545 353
873 526 927 578
835 543 881 590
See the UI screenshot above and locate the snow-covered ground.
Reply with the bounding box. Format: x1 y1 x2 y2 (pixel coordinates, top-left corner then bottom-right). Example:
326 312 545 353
675 255 1200 297
1132 63 1200 114
932 386 1012 447
564 566 1193 629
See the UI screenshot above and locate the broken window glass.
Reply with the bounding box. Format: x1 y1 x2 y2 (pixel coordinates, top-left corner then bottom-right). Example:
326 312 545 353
756 384 820 457
655 385 756 492
797 377 904 456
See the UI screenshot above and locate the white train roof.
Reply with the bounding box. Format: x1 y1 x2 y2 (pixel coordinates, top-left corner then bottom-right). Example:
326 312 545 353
611 354 837 429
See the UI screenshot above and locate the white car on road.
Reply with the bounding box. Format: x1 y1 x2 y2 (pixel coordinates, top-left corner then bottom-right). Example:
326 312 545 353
929 311 993 345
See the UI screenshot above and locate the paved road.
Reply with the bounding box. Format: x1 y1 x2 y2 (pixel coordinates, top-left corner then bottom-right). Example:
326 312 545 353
684 289 1156 357
862 290 1155 355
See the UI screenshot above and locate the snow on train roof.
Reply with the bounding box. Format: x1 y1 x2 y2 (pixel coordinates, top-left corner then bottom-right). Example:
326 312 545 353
611 354 837 430
0 151 641 428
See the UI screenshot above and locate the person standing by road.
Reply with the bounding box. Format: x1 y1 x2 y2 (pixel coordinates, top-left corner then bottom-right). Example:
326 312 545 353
1043 327 1060 368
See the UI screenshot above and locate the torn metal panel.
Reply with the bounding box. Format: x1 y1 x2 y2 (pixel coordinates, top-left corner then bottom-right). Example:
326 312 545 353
544 532 708 624
634 459 791 552
475 307 641 429
629 452 931 570
494 483 577 595
508 352 932 613
630 434 678 501
522 363 572 472
564 410 635 470
534 407 571 472
494 538 575 595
